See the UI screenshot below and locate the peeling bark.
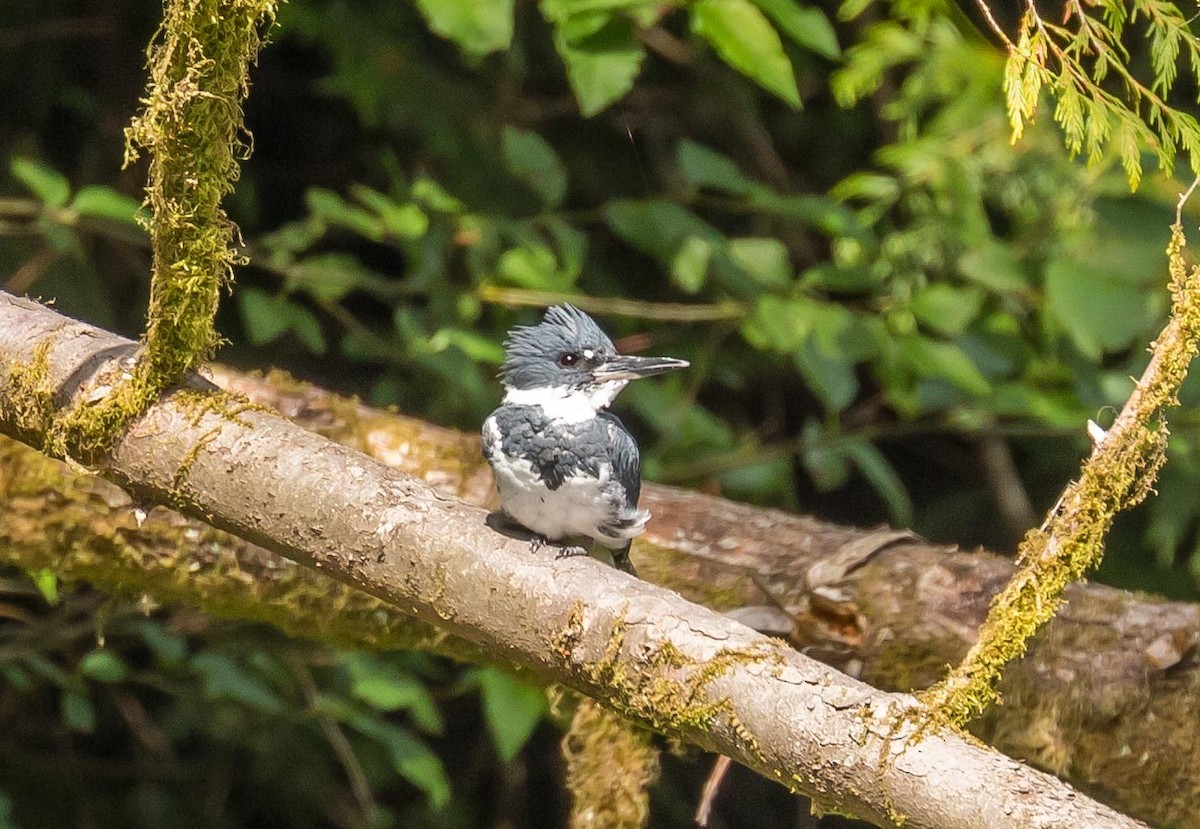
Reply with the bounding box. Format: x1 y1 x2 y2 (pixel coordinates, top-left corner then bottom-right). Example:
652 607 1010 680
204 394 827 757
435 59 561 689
0 293 1161 828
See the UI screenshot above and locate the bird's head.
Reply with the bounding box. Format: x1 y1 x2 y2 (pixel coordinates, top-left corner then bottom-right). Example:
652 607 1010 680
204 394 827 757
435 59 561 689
500 304 688 415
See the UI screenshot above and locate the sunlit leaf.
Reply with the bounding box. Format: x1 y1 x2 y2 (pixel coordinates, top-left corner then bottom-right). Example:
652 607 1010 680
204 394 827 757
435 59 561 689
728 237 792 290
751 0 840 59
414 0 514 56
548 12 646 116
691 0 802 107
671 236 714 293
478 667 546 762
11 158 70 208
70 186 144 225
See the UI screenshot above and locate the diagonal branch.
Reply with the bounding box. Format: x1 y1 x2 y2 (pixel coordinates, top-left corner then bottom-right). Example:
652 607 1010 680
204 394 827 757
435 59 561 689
0 291 1148 829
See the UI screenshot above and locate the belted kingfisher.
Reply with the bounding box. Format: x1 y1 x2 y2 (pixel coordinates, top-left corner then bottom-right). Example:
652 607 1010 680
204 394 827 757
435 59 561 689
482 304 688 576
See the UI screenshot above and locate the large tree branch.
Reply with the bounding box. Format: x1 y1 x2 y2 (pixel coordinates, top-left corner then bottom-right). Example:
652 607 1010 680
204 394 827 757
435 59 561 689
209 366 1200 828
0 293 1153 828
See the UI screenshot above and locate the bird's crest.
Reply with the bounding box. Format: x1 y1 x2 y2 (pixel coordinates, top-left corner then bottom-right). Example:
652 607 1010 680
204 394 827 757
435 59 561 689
500 304 616 387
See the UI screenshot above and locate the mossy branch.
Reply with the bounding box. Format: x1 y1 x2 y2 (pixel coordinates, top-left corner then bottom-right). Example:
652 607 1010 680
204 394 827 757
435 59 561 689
38 1 280 463
917 179 1200 727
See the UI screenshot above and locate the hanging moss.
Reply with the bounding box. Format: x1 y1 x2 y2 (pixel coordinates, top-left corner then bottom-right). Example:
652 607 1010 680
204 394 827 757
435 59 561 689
562 695 661 829
917 217 1200 729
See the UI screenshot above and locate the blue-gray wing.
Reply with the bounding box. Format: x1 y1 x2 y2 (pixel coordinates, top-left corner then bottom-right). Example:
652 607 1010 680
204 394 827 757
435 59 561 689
598 411 642 511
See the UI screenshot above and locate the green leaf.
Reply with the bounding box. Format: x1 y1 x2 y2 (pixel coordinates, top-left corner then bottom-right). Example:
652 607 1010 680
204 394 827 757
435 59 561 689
604 199 723 260
286 253 369 301
502 126 569 209
62 690 95 733
671 236 713 293
497 243 559 287
677 140 758 196
910 284 985 336
306 188 384 240
800 420 849 490
79 650 130 684
349 186 429 239
190 653 286 714
478 668 546 762
135 621 188 667
840 439 912 525
795 339 856 411
11 158 70 208
897 335 990 396
288 306 328 356
70 186 144 226
30 568 58 605
345 654 443 734
958 243 1028 293
429 328 507 364
727 237 792 290
353 718 451 808
414 0 514 56
411 177 467 214
1044 258 1150 359
549 13 646 116
741 295 812 352
751 0 840 58
691 0 801 107
238 288 292 346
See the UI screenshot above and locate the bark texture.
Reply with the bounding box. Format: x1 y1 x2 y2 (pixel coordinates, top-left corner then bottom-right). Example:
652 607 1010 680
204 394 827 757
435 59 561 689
0 292 1170 828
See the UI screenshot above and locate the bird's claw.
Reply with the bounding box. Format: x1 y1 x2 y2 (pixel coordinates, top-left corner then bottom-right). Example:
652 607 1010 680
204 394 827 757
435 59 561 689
527 536 588 561
554 545 590 561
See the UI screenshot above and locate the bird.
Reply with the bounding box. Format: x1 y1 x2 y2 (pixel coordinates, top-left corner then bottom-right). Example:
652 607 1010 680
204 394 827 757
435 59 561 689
482 304 688 576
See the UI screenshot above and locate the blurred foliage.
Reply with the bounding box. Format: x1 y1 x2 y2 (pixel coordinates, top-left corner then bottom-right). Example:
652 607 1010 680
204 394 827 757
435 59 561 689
2 0 1200 826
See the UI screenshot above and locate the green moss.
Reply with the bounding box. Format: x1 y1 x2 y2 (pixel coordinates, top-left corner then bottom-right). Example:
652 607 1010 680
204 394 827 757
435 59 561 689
1 340 56 444
556 608 778 761
0 2 282 465
916 221 1200 730
562 695 660 829
125 0 280 380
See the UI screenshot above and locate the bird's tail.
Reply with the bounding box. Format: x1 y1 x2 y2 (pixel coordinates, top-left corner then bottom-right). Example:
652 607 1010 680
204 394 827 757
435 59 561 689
612 543 638 578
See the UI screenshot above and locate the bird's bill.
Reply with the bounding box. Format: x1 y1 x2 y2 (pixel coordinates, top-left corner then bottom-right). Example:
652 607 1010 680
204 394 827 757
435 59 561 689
593 355 689 381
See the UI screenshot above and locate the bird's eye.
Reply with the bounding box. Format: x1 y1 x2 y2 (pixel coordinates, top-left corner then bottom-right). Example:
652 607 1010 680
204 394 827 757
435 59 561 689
558 352 579 367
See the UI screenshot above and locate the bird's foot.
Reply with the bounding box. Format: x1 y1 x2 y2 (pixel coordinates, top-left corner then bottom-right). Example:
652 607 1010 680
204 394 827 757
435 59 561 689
553 544 590 561
529 535 548 554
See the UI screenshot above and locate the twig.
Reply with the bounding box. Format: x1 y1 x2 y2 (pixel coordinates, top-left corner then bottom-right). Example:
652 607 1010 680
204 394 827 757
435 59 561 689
477 285 747 322
695 755 733 827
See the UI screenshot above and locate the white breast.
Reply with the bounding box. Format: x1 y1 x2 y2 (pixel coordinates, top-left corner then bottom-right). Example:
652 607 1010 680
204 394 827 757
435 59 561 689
483 412 647 548
486 450 616 541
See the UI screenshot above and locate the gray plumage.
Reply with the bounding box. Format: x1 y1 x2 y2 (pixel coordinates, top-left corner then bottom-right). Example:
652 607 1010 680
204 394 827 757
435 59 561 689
482 304 687 576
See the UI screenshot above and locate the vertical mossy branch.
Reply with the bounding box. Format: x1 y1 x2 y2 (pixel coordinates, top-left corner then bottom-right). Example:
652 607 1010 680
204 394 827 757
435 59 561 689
917 179 1200 727
125 0 278 378
561 695 660 829
39 0 279 462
